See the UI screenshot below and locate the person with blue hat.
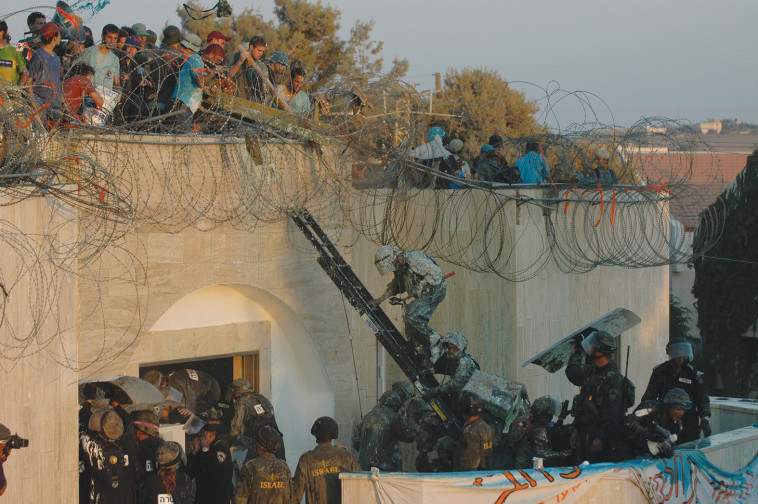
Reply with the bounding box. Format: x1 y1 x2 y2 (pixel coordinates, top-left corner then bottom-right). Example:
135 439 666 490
267 50 290 88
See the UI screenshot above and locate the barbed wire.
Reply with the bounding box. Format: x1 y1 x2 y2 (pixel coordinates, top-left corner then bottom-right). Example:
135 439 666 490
0 49 736 368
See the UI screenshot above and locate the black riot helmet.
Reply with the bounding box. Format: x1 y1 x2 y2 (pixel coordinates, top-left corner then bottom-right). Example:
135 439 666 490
311 416 339 441
255 425 283 454
581 330 617 356
458 391 484 418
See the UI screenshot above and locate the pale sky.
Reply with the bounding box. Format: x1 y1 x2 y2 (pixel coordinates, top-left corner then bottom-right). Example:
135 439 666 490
5 0 756 129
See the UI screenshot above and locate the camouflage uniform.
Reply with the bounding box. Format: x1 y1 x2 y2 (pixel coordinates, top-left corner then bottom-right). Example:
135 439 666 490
454 417 494 471
509 418 571 469
231 392 284 461
167 369 221 415
567 360 627 463
235 453 295 504
619 400 683 459
352 403 417 471
186 437 234 504
386 250 447 362
432 352 479 403
641 361 710 443
293 444 360 504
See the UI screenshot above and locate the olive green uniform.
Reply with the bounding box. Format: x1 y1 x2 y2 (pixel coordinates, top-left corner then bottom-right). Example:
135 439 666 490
293 444 360 504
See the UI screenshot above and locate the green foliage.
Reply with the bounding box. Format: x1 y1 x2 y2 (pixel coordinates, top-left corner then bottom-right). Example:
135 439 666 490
177 0 407 90
693 149 758 395
430 67 543 160
669 290 692 341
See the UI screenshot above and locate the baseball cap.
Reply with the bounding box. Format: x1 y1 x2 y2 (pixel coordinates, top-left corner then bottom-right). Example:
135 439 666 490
206 30 231 42
40 22 63 40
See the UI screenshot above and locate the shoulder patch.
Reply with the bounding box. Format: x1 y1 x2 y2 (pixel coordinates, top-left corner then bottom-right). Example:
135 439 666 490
608 389 619 402
217 451 227 463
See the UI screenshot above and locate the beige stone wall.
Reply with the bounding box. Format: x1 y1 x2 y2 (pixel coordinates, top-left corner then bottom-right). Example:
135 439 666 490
0 136 670 502
0 195 79 503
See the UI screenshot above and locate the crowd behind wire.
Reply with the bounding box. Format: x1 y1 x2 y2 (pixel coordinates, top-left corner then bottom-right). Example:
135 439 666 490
0 13 625 190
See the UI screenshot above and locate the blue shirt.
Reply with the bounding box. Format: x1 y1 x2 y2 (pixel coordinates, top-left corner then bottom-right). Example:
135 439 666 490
514 151 550 184
27 48 61 111
78 46 120 90
172 52 204 112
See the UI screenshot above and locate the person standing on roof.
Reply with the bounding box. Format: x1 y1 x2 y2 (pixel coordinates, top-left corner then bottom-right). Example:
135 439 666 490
370 245 447 368
566 331 629 463
590 148 618 186
640 338 710 443
514 141 550 184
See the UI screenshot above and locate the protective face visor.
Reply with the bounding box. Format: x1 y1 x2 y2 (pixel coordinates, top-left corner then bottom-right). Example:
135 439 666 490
666 341 693 362
580 332 601 356
183 414 206 435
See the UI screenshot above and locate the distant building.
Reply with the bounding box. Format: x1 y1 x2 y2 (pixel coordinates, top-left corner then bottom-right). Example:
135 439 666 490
700 120 723 134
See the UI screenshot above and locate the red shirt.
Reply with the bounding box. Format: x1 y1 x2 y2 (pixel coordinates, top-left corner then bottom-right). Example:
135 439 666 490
63 75 96 114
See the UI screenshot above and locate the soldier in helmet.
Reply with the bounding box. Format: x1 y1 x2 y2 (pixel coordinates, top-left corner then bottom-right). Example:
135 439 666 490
227 378 284 461
186 419 234 504
352 390 418 471
641 338 710 442
142 369 221 422
509 396 572 469
235 426 295 504
618 388 693 460
423 331 480 407
293 416 360 504
566 330 630 463
407 398 447 472
132 409 164 483
139 441 192 504
80 409 138 504
370 245 447 367
454 392 494 471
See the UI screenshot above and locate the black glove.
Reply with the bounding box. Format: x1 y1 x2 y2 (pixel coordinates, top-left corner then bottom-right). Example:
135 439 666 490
656 439 674 458
700 417 712 437
368 298 381 310
421 387 437 402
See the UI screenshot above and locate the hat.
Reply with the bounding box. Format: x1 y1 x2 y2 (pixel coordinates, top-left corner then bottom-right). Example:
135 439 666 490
124 35 142 49
595 148 610 160
200 43 225 59
480 144 494 153
131 23 149 36
206 30 231 42
40 22 64 40
156 441 183 468
146 30 157 46
427 126 445 142
162 25 182 46
488 134 504 148
269 50 289 67
181 33 203 52
448 138 464 153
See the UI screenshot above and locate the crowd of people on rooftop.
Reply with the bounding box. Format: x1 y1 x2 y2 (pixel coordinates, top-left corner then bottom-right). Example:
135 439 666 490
0 12 314 133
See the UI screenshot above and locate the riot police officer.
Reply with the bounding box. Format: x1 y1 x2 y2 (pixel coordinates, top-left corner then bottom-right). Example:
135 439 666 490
641 338 711 442
566 330 630 463
619 388 693 460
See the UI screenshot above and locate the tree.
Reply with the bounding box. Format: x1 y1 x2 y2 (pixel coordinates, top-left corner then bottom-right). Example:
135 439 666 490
693 149 758 396
430 67 543 159
669 290 693 341
177 0 407 90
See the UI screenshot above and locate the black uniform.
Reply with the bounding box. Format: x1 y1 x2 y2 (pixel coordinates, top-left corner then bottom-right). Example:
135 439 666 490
618 400 683 460
641 361 710 443
139 470 192 504
186 438 234 504
567 360 627 463
80 432 138 504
